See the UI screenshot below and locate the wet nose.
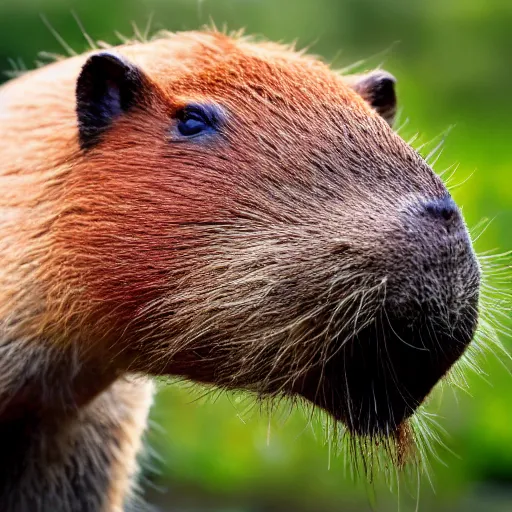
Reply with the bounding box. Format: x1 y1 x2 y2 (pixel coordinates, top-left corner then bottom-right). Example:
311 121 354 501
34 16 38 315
422 195 461 229
389 193 478 315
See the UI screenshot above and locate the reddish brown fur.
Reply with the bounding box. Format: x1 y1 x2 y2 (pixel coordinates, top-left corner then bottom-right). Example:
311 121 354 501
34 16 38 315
0 31 479 509
2 32 410 380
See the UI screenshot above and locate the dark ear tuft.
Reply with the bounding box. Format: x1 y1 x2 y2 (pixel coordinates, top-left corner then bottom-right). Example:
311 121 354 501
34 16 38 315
348 70 397 126
76 52 146 149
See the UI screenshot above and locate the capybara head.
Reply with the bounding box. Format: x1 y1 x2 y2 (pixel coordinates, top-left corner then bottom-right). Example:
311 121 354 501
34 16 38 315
61 32 480 452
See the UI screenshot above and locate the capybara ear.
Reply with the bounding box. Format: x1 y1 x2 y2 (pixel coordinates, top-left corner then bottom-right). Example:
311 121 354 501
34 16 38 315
76 52 147 149
346 70 397 126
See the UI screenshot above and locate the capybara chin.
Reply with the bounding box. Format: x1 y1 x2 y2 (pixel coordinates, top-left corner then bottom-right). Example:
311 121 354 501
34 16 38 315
0 30 479 510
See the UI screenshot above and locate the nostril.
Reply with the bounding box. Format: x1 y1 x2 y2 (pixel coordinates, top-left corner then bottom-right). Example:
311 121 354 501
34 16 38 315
423 196 459 223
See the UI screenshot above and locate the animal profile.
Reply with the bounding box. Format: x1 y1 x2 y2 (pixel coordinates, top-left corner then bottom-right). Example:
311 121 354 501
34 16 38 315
0 29 505 511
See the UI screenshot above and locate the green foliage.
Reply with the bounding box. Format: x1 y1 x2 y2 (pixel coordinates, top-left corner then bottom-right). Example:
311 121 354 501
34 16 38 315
1 1 510 510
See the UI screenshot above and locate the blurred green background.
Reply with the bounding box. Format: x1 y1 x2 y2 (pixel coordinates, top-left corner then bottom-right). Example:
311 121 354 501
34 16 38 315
0 1 510 511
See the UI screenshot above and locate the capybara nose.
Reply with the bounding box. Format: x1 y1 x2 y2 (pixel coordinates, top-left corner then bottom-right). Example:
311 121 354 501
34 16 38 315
391 193 478 316
422 195 461 227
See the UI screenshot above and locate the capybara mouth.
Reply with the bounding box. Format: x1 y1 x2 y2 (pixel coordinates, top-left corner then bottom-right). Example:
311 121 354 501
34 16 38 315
295 296 479 438
289 195 481 439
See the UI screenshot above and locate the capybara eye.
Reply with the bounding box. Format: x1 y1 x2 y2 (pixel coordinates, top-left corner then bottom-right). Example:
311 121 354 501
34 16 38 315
175 103 222 138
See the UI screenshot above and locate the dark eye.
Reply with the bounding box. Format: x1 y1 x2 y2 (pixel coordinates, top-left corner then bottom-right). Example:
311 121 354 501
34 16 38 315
175 103 222 139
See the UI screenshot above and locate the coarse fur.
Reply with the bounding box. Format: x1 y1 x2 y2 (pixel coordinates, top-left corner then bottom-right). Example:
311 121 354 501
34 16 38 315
0 29 489 510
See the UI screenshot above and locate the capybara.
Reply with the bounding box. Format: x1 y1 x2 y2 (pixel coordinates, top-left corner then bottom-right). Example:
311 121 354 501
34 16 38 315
0 31 480 511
